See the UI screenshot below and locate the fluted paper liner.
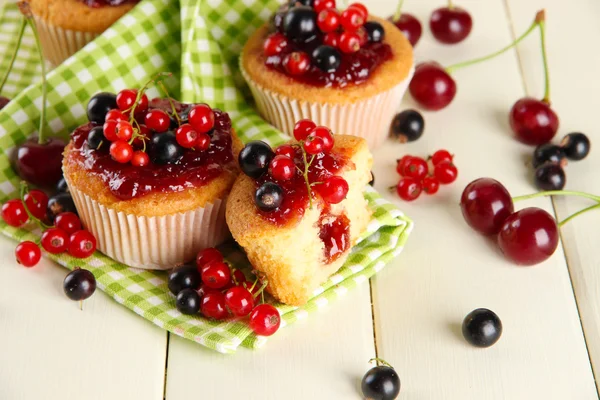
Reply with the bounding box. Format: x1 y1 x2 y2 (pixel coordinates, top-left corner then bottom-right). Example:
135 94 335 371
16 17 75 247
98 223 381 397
241 64 414 149
33 16 98 67
67 181 230 270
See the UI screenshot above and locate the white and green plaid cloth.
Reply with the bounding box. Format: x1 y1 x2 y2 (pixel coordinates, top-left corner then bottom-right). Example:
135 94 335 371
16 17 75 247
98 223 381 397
0 0 412 353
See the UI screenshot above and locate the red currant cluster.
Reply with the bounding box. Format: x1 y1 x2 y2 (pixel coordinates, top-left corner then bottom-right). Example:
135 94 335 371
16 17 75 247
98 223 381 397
169 248 281 336
393 150 458 201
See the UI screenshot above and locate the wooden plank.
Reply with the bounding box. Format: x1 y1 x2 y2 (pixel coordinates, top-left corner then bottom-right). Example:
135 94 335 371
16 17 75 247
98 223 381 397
0 236 167 400
370 0 598 398
505 0 600 391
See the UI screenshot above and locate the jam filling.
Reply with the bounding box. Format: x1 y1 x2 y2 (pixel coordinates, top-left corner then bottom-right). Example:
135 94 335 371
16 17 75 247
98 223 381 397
319 212 350 264
69 100 234 201
79 0 140 7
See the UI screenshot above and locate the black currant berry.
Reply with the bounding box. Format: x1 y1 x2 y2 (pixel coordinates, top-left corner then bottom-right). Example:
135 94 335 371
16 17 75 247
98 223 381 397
149 132 184 165
289 0 313 7
176 288 201 315
364 21 385 43
239 141 275 179
47 192 77 223
462 308 502 348
312 45 341 73
168 264 201 295
255 182 283 212
532 143 566 168
63 269 96 301
87 126 106 150
535 162 566 191
87 92 117 124
561 132 590 161
390 109 424 143
361 364 401 400
56 177 69 194
369 172 375 186
283 6 318 43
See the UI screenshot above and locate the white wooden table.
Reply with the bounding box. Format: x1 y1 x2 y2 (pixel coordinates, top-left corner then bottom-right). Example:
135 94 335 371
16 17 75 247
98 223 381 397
1 0 599 398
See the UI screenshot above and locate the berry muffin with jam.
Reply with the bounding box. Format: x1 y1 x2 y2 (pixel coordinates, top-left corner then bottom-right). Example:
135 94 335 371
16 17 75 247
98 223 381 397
63 86 243 269
226 120 372 305
241 1 414 149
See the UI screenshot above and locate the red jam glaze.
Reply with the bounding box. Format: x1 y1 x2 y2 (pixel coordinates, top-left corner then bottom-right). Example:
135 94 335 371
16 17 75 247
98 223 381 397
79 0 139 8
69 99 234 201
319 213 350 263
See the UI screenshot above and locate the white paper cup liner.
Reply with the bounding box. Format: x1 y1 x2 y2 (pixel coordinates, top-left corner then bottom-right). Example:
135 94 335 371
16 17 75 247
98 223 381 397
67 182 230 270
33 16 98 66
241 63 414 149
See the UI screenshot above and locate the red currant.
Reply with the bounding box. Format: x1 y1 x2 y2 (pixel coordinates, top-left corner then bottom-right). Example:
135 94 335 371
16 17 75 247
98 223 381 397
460 178 515 236
430 6 473 44
110 140 134 163
323 32 340 47
404 157 428 181
68 230 97 258
434 161 458 184
263 33 290 56
509 98 559 146
314 0 336 13
396 155 414 176
348 3 368 19
318 176 349 204
283 52 311 76
396 177 422 201
269 155 296 181
196 247 223 272
103 120 119 142
201 291 230 320
105 109 127 122
308 126 334 153
116 89 148 113
423 176 440 195
116 120 133 141
409 62 457 111
131 151 150 167
249 304 281 336
54 212 81 234
15 241 41 267
188 104 215 134
340 7 365 31
201 261 231 289
275 144 297 159
304 135 324 155
356 26 368 46
293 119 317 141
24 189 48 220
225 286 255 317
144 109 170 133
339 31 361 53
196 132 211 151
317 9 340 33
132 124 150 148
431 149 453 165
233 269 247 285
175 124 198 148
2 199 28 227
41 227 69 254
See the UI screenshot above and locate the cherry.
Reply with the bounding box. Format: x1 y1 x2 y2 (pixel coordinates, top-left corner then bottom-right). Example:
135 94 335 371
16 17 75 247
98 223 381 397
196 247 223 272
275 144 297 159
144 109 170 133
269 155 296 181
0 95 10 110
201 291 230 320
361 361 401 400
431 149 453 165
509 98 559 146
396 177 422 201
201 261 231 289
460 178 514 235
462 308 502 348
498 207 559 266
110 140 134 163
283 52 311 76
318 176 349 204
339 31 361 54
68 230 97 259
409 62 456 111
423 176 440 195
225 286 255 317
429 6 473 44
434 161 458 184
313 0 335 13
12 137 66 188
41 227 69 254
131 151 150 167
404 157 427 181
2 199 28 227
308 126 334 153
188 104 215 134
168 264 201 295
294 119 317 141
24 189 48 220
264 33 290 56
304 135 324 154
255 182 284 212
63 268 96 301
340 7 364 31
196 132 211 151
15 241 41 267
116 89 148 114
389 13 422 47
317 8 340 33
249 304 281 336
176 288 201 315
54 212 82 234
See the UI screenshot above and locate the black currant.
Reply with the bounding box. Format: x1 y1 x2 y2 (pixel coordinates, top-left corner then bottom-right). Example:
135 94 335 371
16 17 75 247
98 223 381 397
532 143 566 168
255 182 284 212
87 92 117 124
238 141 275 179
462 308 502 348
56 177 69 194
47 192 77 223
63 269 96 301
283 6 318 43
149 132 184 165
361 364 401 400
87 126 106 150
390 109 424 143
369 172 375 186
168 264 201 295
176 288 201 315
312 45 341 73
535 162 566 191
364 21 385 43
561 132 590 161
288 0 313 7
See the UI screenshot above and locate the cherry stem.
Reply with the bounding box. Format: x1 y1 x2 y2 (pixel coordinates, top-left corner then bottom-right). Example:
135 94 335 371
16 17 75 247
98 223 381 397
537 11 551 103
393 0 405 22
447 0 454 9
445 15 539 74
369 357 395 369
0 17 26 95
512 190 600 203
28 19 47 145
559 203 600 227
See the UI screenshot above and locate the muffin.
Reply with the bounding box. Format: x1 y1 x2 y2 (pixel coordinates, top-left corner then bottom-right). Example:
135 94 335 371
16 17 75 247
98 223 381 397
226 121 372 305
63 91 243 269
19 0 139 66
241 2 414 149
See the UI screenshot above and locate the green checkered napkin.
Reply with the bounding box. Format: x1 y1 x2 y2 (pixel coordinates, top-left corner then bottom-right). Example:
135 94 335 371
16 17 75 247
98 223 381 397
0 0 412 353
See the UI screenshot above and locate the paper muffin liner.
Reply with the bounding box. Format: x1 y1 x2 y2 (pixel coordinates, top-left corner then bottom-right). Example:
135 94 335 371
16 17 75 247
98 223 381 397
241 63 414 149
32 16 98 66
67 181 230 270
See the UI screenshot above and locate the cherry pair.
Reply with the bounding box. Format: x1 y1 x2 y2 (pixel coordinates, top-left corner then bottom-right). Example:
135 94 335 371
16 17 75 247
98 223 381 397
393 150 458 201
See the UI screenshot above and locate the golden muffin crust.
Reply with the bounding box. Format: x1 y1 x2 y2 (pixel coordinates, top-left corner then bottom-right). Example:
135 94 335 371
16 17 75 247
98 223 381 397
241 15 414 104
20 0 136 33
63 130 244 217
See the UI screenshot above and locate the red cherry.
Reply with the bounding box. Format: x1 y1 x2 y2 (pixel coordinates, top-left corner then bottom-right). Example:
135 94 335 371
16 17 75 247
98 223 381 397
283 52 311 76
263 33 289 56
116 89 148 113
116 120 133 141
201 261 231 289
196 132 211 151
389 13 422 47
497 207 559 266
348 3 368 20
269 155 296 181
110 140 134 163
460 178 514 235
396 177 422 201
430 6 473 44
422 176 440 195
314 0 336 13
318 176 349 204
188 104 215 134
275 144 297 159
196 248 223 272
131 151 150 167
339 31 361 53
1 199 28 227
225 286 255 317
15 241 41 267
409 62 457 111
249 304 281 336
293 119 317 141
509 97 559 146
103 120 119 141
396 155 414 176
308 126 334 153
54 212 81 234
404 157 428 181
12 137 66 188
24 189 48 220
340 7 365 31
304 135 324 155
175 124 198 148
434 161 458 184
41 227 69 254
144 109 170 133
201 291 230 320
68 230 97 258
317 9 340 33
431 149 453 165
323 32 340 47
105 109 127 122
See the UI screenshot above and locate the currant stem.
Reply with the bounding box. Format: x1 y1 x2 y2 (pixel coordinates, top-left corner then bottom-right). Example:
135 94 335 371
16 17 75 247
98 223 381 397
157 80 181 125
28 19 47 145
0 17 26 95
512 190 600 203
559 203 600 227
301 145 314 209
369 357 395 369
393 0 405 22
538 15 551 103
19 181 51 230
